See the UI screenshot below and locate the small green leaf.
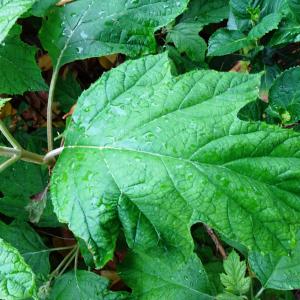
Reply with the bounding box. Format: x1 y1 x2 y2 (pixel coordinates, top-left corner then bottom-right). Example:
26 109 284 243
39 0 189 68
0 238 36 300
208 28 253 56
120 249 213 300
0 25 47 95
0 0 37 43
220 250 251 295
248 13 282 39
216 293 245 300
269 67 300 123
167 22 207 62
0 220 50 278
48 270 129 300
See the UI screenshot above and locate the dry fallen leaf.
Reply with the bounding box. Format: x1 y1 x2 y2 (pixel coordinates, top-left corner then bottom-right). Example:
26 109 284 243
99 54 118 70
38 54 52 71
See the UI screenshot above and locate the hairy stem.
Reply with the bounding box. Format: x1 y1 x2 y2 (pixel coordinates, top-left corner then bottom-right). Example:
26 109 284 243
255 287 265 299
47 66 60 152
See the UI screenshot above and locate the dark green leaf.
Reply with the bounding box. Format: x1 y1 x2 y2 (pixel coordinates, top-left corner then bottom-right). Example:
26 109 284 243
180 0 229 26
287 0 300 21
55 73 82 113
0 238 36 300
248 13 282 39
269 19 300 46
0 25 47 95
48 270 129 300
220 250 251 295
29 0 57 17
120 249 213 299
269 67 300 123
0 220 50 278
0 132 59 227
208 29 252 56
39 0 189 69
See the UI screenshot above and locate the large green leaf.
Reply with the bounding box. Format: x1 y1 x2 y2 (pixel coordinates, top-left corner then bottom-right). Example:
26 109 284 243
268 67 300 123
51 53 300 276
0 0 37 43
208 29 252 56
48 270 129 300
39 0 188 69
28 0 57 17
120 249 213 299
0 238 36 300
179 0 229 26
0 220 50 278
0 25 47 95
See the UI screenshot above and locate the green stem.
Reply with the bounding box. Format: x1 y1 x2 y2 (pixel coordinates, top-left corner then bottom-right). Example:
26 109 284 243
0 120 21 149
0 146 45 165
255 287 264 299
58 246 79 277
47 66 60 152
49 246 77 279
0 155 19 173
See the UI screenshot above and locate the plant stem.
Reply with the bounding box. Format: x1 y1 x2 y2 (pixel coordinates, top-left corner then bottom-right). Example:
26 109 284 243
49 246 77 279
255 287 265 299
0 146 45 165
58 246 79 277
0 155 19 173
204 224 227 259
0 120 21 149
47 66 60 152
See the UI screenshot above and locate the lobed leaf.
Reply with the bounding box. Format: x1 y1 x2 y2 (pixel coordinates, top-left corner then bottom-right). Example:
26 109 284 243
51 53 300 278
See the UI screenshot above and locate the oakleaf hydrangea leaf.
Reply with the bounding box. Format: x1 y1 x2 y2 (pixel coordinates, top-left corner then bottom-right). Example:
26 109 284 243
120 249 213 300
0 25 47 95
0 0 37 43
0 238 36 300
220 250 251 295
39 0 189 68
48 270 129 300
51 53 300 275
